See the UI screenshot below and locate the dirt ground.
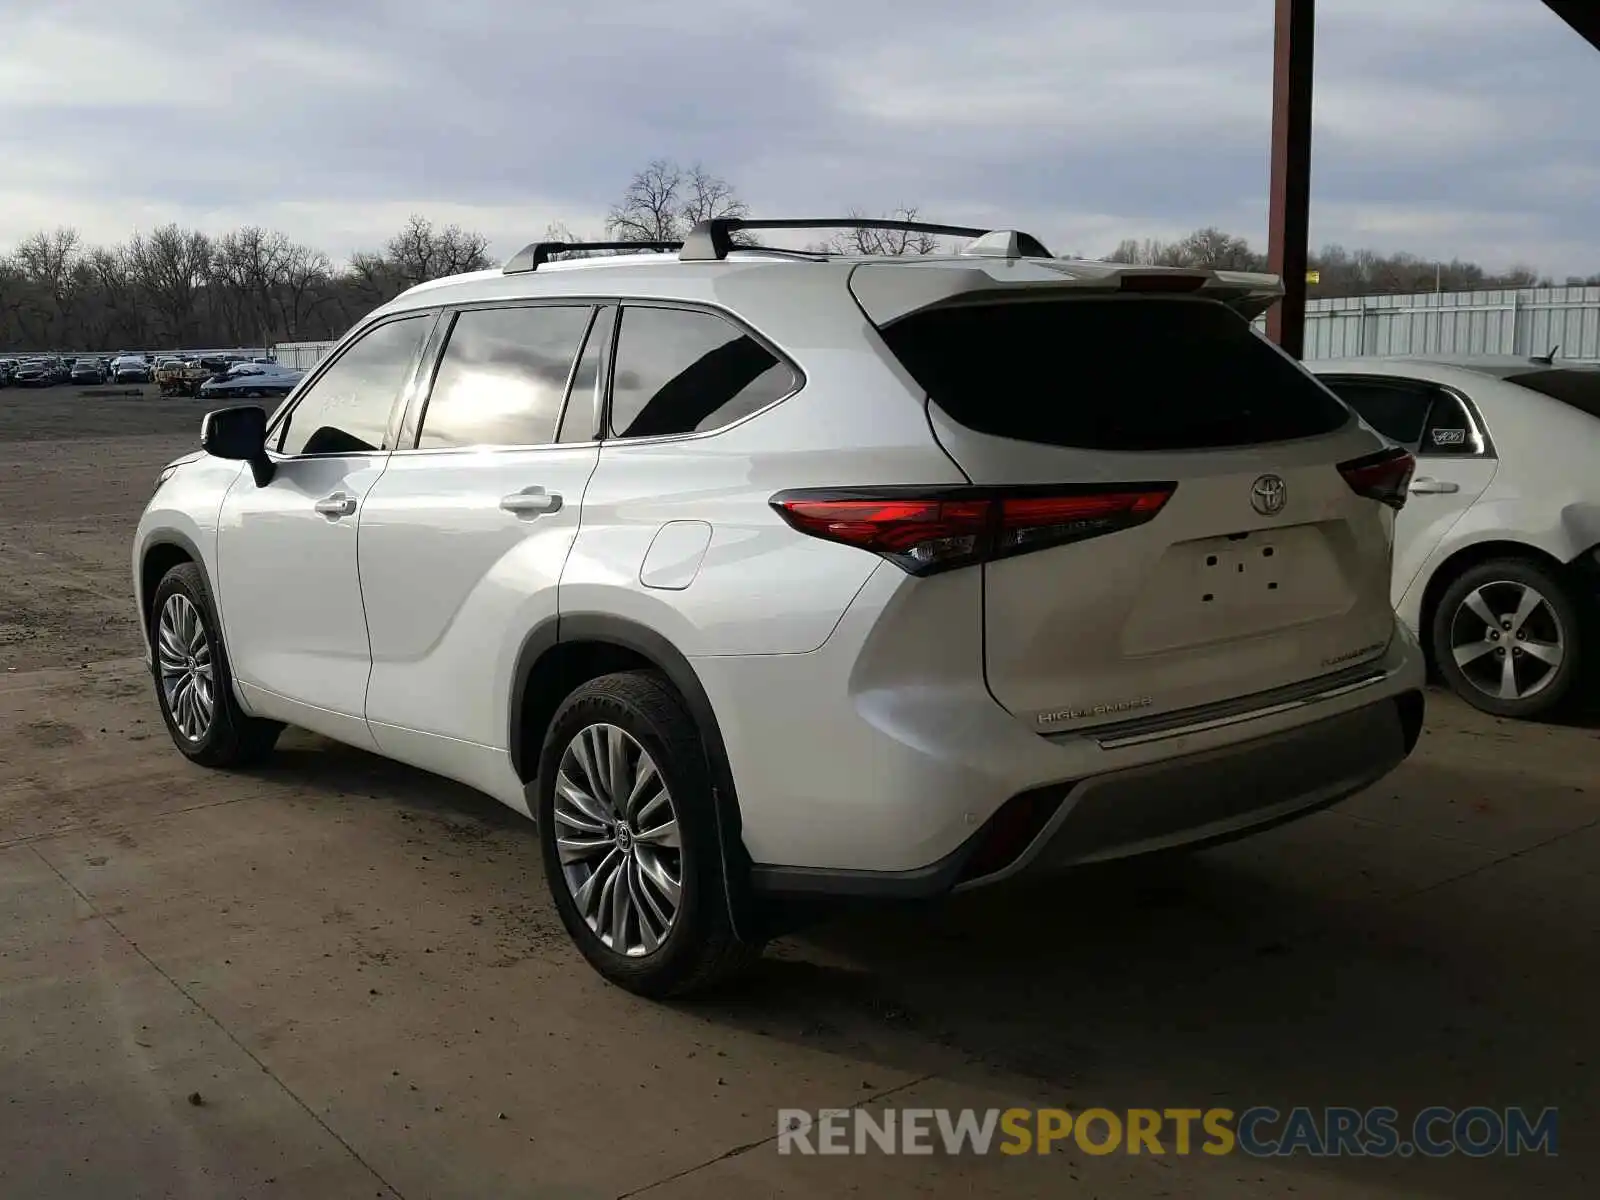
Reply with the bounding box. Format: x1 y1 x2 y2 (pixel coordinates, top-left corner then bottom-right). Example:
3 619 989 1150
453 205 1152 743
1 386 1596 1199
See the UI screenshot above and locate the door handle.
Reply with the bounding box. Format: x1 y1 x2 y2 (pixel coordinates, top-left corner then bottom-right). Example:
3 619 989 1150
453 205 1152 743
1408 477 1460 495
314 492 358 517
500 487 564 517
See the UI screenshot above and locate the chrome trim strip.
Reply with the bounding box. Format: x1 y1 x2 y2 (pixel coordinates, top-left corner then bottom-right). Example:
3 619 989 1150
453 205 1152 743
1088 668 1389 751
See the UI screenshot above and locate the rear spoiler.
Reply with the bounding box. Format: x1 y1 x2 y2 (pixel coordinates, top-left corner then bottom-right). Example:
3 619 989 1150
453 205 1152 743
850 260 1286 326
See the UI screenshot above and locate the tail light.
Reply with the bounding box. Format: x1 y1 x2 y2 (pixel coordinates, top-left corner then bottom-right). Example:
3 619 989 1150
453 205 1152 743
770 483 1176 576
1337 447 1414 510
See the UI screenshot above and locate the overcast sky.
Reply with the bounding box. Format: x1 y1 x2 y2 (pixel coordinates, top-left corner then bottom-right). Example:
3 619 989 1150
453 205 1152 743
2 0 1597 273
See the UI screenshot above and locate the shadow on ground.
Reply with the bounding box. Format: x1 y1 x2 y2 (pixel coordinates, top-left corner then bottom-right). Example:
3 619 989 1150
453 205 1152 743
239 728 1596 1197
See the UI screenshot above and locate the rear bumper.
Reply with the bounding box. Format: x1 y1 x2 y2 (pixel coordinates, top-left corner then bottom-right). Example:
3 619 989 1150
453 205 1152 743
749 691 1422 899
958 690 1422 889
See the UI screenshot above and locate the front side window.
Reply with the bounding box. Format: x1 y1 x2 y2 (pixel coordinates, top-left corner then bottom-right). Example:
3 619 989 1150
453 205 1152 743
417 304 594 450
609 306 799 439
277 315 429 456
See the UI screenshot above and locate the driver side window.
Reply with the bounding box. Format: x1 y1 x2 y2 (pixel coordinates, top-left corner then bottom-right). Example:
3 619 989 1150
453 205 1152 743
277 315 431 456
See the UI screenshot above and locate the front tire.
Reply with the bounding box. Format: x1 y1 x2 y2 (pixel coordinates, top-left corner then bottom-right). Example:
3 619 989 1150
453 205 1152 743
536 671 762 998
1430 556 1584 719
150 563 282 766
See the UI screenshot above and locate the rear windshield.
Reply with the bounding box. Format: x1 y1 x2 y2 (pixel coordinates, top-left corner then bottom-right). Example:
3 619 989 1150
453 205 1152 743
1505 367 1600 420
878 296 1352 451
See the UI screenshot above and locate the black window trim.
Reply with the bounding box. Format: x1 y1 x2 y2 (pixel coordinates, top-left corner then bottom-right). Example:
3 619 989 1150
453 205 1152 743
558 303 617 444
392 298 602 455
1320 372 1497 461
600 298 806 446
266 308 443 459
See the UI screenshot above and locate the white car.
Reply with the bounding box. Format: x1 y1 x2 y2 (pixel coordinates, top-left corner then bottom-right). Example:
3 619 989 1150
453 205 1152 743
1311 356 1600 719
133 220 1426 996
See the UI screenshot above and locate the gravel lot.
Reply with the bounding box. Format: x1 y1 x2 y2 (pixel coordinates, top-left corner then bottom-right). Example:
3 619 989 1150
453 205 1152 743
1 386 1596 1198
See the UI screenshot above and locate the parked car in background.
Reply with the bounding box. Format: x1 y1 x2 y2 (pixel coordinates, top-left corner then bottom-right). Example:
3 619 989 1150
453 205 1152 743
111 354 152 383
160 359 217 396
12 358 55 386
70 357 108 385
196 361 304 401
1311 355 1600 719
0 358 16 386
135 219 1426 997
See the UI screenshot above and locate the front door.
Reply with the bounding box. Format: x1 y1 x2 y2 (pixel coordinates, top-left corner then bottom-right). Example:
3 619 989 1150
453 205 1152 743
215 312 434 748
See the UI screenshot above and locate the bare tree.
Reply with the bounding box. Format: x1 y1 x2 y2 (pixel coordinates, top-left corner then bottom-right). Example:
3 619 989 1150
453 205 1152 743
606 159 748 243
381 214 494 286
128 225 213 344
13 228 83 344
278 241 336 338
810 207 942 256
346 250 404 307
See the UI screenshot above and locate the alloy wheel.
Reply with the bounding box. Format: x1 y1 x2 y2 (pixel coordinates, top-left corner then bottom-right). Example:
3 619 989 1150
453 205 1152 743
1448 581 1565 703
156 593 215 741
552 723 683 957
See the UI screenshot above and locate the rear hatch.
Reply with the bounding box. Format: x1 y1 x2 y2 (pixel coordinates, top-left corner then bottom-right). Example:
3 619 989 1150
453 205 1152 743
858 264 1403 734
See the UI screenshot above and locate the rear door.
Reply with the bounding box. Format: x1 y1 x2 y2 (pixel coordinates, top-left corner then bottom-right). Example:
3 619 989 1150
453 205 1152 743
875 293 1401 733
1321 375 1497 605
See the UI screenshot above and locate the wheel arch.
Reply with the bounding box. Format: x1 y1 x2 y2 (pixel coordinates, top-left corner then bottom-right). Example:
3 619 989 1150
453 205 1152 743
509 614 755 939
138 531 209 636
1416 539 1571 673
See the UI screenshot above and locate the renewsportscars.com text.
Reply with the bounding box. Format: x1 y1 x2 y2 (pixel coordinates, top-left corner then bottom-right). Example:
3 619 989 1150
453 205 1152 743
777 1105 1558 1158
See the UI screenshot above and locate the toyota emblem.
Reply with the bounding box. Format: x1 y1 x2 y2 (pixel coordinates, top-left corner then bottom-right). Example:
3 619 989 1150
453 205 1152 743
1250 474 1287 516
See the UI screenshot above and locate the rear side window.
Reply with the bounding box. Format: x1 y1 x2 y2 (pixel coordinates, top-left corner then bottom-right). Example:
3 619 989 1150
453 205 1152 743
879 297 1351 451
1323 379 1433 443
1419 392 1483 456
1505 367 1600 421
608 306 800 439
418 304 592 449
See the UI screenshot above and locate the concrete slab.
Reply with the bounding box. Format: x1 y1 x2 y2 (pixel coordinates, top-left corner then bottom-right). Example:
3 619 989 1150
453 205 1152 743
0 846 390 1199
33 776 928 1199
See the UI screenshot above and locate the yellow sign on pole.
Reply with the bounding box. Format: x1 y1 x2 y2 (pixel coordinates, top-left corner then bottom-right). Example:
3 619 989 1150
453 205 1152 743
1306 270 1321 284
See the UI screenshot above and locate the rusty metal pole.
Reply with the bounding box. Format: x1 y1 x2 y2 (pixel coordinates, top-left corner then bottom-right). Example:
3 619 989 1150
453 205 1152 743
1266 0 1314 358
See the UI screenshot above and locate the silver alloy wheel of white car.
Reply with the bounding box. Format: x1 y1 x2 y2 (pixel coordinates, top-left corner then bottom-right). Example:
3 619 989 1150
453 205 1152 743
156 592 216 741
552 723 683 958
1448 580 1566 702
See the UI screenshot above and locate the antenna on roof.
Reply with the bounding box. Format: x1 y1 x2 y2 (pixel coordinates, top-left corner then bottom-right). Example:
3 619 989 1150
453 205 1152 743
1531 344 1560 365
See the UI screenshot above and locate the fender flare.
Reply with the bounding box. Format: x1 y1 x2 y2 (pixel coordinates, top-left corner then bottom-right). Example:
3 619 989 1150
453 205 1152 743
509 613 757 942
136 530 210 634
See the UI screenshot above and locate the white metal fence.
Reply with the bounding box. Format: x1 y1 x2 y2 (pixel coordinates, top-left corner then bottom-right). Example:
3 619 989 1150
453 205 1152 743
269 340 340 369
275 286 1600 372
1253 286 1600 362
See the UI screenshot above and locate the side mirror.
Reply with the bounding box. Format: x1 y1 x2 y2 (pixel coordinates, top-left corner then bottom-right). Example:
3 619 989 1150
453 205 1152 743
200 405 275 485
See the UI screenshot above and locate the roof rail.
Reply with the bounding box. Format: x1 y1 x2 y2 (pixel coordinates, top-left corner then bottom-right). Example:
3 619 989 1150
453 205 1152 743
503 240 682 274
678 217 1051 262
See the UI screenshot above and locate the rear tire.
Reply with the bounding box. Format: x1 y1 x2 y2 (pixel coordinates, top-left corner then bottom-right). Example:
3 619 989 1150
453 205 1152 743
150 563 283 766
536 671 763 998
1429 556 1584 720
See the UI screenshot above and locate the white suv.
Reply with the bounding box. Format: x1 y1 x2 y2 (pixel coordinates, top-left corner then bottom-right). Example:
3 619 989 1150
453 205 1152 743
134 218 1426 997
